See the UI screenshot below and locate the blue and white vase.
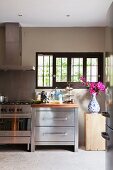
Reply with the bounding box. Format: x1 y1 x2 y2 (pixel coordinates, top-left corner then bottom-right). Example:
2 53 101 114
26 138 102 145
88 93 100 113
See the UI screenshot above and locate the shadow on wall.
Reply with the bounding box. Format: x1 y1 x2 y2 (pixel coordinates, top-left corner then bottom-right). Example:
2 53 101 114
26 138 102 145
74 90 90 113
73 89 105 146
74 89 105 112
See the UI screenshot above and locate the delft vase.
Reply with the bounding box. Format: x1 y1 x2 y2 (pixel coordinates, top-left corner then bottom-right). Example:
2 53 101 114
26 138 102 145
88 93 100 113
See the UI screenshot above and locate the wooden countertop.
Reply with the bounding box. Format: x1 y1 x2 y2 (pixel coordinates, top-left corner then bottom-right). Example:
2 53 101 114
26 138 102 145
31 103 78 108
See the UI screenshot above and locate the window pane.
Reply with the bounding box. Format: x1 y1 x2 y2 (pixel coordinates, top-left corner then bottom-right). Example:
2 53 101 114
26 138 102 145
38 67 43 76
71 58 83 82
37 55 53 87
87 66 91 76
92 66 98 75
105 54 113 86
44 77 49 87
105 57 110 83
38 56 43 66
86 58 98 82
50 77 52 86
38 76 43 86
56 58 67 82
87 76 98 82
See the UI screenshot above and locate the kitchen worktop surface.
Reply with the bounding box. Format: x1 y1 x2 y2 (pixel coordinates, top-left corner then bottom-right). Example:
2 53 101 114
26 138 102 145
31 103 78 108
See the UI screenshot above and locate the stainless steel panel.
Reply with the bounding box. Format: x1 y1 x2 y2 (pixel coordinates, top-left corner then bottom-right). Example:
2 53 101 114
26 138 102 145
0 137 30 144
0 105 32 150
74 108 78 151
35 127 74 142
31 107 78 152
35 141 74 145
31 108 35 152
105 88 113 129
0 113 31 118
35 109 74 126
35 108 74 112
105 2 113 169
106 125 113 170
0 131 31 136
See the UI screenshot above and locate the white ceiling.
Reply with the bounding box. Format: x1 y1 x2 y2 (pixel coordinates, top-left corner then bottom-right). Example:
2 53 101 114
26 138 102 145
0 0 113 27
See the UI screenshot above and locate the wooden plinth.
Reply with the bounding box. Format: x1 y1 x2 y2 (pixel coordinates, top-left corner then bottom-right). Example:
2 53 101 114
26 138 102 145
85 112 105 151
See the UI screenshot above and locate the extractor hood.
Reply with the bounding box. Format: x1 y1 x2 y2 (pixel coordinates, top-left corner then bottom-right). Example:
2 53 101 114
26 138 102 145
0 65 35 71
0 22 35 71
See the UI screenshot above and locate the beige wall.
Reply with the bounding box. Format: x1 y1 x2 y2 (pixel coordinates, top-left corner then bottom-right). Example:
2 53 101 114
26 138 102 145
22 27 105 66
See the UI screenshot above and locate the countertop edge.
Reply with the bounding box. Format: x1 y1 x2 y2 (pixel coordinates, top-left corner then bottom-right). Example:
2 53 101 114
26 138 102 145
31 103 78 108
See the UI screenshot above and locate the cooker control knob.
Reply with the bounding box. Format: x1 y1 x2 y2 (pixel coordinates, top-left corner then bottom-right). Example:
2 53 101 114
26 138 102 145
4 108 7 112
11 108 15 112
1 108 3 112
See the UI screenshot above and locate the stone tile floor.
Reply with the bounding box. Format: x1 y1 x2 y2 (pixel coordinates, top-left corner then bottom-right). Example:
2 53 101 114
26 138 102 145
0 145 105 170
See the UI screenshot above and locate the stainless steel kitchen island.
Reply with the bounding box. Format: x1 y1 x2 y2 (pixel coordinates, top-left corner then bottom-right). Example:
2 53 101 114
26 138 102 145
31 103 79 152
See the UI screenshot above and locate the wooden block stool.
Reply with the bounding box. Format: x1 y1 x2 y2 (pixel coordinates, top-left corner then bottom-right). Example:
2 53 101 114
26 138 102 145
84 112 105 151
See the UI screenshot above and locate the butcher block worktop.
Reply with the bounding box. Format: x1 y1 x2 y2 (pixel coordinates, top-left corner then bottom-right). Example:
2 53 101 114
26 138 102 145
31 103 78 108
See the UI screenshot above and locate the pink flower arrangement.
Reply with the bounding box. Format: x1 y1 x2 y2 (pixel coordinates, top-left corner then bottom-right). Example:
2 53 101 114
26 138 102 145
80 76 106 95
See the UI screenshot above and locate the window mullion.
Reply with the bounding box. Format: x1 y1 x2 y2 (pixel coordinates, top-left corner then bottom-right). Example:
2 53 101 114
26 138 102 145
53 56 56 88
83 57 86 79
36 55 38 87
90 58 92 82
43 56 44 86
61 58 62 81
98 57 103 82
49 55 50 86
68 57 71 83
78 58 80 80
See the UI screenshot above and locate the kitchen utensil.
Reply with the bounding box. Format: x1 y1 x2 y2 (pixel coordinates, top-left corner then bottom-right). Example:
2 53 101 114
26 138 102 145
0 96 5 102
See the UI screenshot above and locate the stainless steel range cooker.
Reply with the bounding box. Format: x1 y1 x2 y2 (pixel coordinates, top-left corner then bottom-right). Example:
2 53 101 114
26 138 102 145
0 101 33 151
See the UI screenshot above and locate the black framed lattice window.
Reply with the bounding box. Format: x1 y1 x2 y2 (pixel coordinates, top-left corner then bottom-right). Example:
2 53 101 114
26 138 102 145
36 54 53 87
71 58 83 82
56 57 67 82
86 58 98 82
36 52 103 89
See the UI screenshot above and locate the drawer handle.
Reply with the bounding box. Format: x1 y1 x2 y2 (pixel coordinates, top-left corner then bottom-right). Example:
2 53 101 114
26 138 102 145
101 132 110 140
43 117 68 121
102 112 110 118
43 132 67 136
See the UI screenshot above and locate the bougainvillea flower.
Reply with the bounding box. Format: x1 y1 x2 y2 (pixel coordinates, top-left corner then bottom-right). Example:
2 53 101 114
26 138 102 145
96 82 105 91
80 76 106 95
80 76 86 82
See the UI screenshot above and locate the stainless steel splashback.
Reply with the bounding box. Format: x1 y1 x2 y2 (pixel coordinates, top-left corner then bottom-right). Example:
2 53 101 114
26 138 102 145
0 70 35 101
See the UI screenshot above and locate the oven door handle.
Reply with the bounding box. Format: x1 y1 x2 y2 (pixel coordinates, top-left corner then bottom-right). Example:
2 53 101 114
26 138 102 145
101 112 110 118
101 132 110 140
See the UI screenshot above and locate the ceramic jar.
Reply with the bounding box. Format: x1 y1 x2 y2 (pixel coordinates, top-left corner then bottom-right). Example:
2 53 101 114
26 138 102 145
88 93 100 113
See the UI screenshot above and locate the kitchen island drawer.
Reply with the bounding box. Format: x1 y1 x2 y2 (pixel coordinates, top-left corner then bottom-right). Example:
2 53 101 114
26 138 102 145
35 127 74 142
35 110 74 126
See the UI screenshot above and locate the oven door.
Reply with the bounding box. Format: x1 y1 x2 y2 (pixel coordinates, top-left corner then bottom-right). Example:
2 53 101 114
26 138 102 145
102 125 113 170
0 118 30 131
0 115 31 145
